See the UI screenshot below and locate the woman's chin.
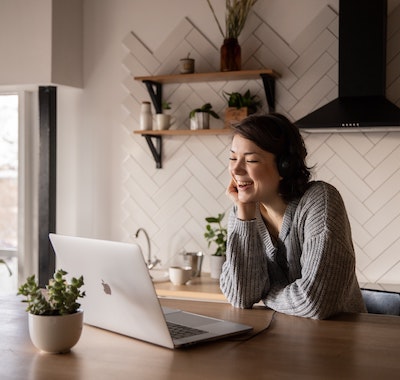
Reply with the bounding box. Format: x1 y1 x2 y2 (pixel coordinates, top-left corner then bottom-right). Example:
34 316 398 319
238 194 256 204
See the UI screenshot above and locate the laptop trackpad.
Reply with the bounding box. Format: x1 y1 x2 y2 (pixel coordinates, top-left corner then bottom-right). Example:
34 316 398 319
165 310 220 328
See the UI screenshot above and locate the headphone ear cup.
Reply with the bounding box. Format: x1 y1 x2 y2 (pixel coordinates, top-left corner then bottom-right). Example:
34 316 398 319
278 156 291 178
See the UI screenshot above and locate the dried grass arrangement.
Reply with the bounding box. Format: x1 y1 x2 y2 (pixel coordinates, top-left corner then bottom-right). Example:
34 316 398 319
206 0 258 39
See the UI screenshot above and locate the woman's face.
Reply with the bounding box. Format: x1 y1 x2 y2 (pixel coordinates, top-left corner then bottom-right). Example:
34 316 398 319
229 134 282 205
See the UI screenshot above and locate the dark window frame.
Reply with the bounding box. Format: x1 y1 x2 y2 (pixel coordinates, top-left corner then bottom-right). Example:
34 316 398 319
38 86 57 287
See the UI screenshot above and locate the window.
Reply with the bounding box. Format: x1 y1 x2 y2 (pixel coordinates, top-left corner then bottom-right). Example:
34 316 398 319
0 91 38 294
0 94 18 293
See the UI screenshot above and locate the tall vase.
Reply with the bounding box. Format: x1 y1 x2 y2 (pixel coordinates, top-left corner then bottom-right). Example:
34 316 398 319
220 38 241 72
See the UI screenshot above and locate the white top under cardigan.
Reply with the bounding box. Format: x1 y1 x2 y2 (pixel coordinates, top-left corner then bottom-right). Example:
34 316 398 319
220 181 366 319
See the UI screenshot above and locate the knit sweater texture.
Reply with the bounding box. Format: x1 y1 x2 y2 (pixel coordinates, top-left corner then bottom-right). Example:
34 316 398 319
220 181 366 319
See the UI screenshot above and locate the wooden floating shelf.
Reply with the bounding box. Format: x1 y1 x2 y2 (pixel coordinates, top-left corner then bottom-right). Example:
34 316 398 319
134 69 280 85
133 68 280 168
133 128 232 136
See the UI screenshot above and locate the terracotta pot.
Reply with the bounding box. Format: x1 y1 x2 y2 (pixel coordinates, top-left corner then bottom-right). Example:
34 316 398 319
224 107 249 128
28 310 83 353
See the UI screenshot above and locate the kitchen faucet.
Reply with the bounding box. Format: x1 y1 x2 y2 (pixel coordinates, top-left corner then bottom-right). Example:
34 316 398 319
135 228 160 269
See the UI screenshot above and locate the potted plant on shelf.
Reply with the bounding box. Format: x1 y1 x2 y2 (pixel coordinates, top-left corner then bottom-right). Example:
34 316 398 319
156 101 175 130
189 103 220 130
206 0 258 71
162 101 172 113
17 269 85 354
223 89 261 128
204 213 227 279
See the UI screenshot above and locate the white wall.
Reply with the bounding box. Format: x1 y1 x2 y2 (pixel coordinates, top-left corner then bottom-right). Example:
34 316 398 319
0 0 52 85
0 0 82 87
1 0 399 284
56 0 399 284
52 0 83 87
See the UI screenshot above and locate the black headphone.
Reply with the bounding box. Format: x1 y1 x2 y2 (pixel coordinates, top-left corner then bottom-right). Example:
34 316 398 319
277 155 292 178
268 114 294 178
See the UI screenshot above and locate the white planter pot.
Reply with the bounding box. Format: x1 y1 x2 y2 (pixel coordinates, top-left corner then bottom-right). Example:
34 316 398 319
190 112 210 130
28 310 83 353
210 255 226 279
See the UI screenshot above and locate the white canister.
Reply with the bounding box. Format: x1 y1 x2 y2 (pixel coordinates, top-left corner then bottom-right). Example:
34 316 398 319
140 101 153 130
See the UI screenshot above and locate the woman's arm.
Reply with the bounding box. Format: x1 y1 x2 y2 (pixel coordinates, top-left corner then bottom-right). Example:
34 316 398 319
219 208 270 308
264 182 361 319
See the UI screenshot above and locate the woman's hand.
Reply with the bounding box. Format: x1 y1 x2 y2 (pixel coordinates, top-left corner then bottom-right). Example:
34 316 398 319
226 177 239 203
226 178 257 220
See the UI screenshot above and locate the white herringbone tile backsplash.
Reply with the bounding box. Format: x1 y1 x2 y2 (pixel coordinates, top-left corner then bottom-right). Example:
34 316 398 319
122 6 400 284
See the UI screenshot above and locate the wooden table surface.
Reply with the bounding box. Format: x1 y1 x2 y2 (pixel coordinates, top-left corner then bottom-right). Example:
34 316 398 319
1 295 400 380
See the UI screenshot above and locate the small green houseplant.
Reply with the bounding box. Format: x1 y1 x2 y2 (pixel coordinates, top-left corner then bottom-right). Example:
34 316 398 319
205 213 227 257
189 103 220 130
162 100 171 111
189 103 219 120
205 213 227 279
18 269 85 315
224 89 261 113
18 269 86 353
223 89 261 128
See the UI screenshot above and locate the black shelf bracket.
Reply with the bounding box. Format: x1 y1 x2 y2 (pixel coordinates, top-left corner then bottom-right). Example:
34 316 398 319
260 74 276 112
143 80 162 114
144 134 162 168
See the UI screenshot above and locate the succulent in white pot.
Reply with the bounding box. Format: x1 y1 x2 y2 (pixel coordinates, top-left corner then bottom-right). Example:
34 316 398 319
17 269 85 353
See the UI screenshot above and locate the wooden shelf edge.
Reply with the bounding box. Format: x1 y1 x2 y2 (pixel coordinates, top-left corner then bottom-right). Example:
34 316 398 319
134 69 280 84
133 128 233 136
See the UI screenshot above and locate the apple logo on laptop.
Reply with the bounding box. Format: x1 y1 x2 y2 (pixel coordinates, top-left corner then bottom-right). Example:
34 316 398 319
101 279 112 295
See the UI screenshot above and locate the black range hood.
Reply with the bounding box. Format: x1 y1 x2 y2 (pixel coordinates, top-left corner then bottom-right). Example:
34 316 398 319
295 0 400 132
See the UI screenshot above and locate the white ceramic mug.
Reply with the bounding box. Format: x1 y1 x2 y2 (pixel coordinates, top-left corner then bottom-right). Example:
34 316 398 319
168 266 192 285
156 114 175 130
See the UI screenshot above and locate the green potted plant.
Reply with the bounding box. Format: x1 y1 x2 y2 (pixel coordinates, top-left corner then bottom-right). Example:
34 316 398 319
156 101 175 130
223 89 261 128
17 269 85 353
204 213 227 279
162 100 171 112
189 103 220 130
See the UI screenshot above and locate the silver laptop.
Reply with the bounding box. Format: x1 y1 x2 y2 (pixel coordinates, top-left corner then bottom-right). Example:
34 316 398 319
49 234 252 349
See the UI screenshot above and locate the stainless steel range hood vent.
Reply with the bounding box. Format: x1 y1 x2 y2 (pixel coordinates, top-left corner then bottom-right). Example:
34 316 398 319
295 0 400 132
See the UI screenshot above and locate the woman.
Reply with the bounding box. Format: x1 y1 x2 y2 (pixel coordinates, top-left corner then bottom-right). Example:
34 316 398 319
220 113 366 319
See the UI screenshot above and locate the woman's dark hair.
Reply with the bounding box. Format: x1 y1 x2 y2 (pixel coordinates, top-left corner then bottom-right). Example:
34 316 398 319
232 113 312 202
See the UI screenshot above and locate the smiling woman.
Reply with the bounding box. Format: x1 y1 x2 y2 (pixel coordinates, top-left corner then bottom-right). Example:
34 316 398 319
221 113 366 319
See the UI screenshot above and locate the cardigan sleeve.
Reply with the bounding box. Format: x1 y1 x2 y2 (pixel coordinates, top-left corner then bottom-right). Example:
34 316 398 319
265 230 357 318
219 207 270 308
220 182 366 319
264 182 364 319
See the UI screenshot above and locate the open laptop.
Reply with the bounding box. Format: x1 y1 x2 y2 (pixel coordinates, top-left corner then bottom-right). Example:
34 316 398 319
49 234 252 349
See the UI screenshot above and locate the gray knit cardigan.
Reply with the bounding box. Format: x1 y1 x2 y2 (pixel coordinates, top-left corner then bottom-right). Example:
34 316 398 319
220 181 366 319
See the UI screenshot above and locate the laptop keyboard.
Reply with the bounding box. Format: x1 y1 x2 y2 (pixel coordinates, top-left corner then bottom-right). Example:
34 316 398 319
166 321 207 340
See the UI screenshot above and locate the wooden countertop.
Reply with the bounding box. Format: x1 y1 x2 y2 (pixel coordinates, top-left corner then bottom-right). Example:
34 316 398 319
154 273 226 302
154 275 400 302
